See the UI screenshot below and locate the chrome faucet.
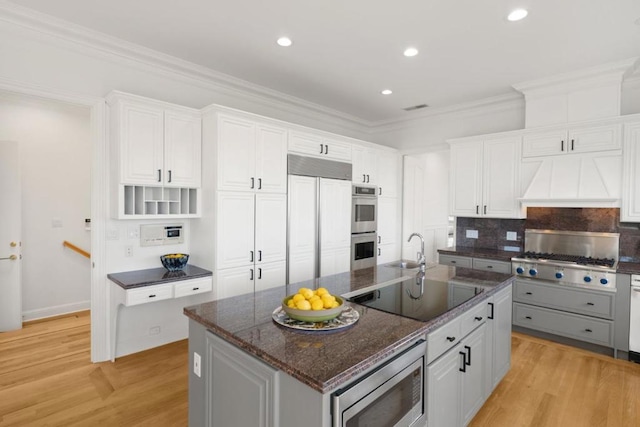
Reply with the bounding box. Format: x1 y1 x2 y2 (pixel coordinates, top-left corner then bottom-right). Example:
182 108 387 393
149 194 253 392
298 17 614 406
407 232 426 267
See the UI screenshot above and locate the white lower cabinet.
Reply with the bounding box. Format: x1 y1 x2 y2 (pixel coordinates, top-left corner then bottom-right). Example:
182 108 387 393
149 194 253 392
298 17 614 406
320 247 350 277
216 261 286 298
427 323 487 427
206 331 278 427
485 285 512 395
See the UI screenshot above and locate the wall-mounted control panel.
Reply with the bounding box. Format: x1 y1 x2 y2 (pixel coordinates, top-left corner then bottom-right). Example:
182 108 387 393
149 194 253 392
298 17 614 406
140 224 184 247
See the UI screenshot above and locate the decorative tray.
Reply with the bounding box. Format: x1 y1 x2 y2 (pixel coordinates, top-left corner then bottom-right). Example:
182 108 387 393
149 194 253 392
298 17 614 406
272 306 359 332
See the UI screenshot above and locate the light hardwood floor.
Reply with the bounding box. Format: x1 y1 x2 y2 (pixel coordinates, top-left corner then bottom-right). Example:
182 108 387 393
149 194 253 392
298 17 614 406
2 312 640 426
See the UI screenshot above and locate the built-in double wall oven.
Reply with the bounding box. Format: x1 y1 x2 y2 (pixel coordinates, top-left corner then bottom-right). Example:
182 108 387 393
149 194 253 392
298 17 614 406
351 185 377 270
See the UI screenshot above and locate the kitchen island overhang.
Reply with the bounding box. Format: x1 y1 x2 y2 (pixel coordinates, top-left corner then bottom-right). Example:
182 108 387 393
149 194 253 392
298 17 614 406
183 263 514 394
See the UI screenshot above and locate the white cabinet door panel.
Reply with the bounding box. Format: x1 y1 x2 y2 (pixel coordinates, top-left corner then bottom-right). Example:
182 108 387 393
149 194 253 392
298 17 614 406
255 260 286 292
119 101 164 185
216 266 254 299
217 115 256 191
522 130 567 157
427 343 462 427
255 193 287 265
164 110 202 187
320 247 350 277
378 197 399 246
569 124 621 153
377 152 400 198
216 193 255 269
450 141 483 217
483 137 521 218
288 131 324 157
352 146 377 185
319 178 351 251
323 138 352 161
256 124 287 193
288 175 317 283
461 325 487 425
377 243 399 265
622 122 640 222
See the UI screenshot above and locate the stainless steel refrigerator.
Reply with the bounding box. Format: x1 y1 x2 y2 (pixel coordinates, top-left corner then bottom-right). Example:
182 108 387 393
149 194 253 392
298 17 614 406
287 154 352 284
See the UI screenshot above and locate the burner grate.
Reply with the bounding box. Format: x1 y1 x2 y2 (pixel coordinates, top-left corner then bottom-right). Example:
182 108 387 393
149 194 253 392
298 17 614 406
521 251 615 268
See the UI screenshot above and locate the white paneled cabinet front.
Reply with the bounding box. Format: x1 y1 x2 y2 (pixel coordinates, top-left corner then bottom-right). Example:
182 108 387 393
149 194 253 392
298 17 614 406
217 115 287 193
216 192 256 270
288 130 351 161
449 137 522 218
377 152 400 198
352 145 377 185
378 197 400 264
622 121 640 222
522 123 621 158
109 94 201 188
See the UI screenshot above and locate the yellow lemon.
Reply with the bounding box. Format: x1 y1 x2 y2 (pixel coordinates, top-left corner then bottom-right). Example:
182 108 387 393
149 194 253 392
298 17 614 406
300 288 314 300
311 300 324 311
322 297 335 309
292 294 305 303
287 300 296 308
296 300 311 310
309 295 321 303
316 287 329 296
331 301 340 308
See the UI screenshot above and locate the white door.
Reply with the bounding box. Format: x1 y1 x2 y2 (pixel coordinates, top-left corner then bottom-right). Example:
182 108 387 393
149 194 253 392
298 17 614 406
255 124 287 194
483 137 521 218
319 178 351 251
0 141 22 331
287 175 317 283
216 192 255 270
217 115 256 192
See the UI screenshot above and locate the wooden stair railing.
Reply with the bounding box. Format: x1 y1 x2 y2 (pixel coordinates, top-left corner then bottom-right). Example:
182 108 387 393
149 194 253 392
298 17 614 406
63 241 90 259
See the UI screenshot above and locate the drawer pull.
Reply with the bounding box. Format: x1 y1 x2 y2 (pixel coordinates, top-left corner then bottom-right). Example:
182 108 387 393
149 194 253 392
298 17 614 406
464 345 472 366
446 336 456 342
584 328 593 333
148 294 156 298
487 265 493 269
474 316 483 321
488 302 494 319
586 302 595 306
450 260 457 264
525 316 532 320
525 292 533 295
192 287 200 291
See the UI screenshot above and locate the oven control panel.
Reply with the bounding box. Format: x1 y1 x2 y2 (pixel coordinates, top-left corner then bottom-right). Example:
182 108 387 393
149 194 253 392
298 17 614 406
511 261 616 289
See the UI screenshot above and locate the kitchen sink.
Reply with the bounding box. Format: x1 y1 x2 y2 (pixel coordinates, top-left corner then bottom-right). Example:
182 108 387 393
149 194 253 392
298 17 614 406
387 261 422 270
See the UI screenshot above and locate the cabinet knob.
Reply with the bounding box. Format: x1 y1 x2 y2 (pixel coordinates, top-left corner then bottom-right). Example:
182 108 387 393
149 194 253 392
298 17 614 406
474 316 483 321
446 336 456 342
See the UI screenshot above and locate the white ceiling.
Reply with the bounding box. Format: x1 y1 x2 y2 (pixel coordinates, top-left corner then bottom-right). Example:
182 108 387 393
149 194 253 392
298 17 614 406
8 0 640 123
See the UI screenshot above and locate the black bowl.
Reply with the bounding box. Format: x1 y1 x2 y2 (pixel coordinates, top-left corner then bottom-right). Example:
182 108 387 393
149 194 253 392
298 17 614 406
160 253 189 271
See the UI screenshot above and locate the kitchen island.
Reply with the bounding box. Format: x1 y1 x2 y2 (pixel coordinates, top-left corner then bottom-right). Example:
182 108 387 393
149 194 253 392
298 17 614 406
184 262 514 427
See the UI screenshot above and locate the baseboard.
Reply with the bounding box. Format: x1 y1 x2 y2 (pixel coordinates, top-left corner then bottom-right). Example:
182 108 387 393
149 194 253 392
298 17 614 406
22 300 91 322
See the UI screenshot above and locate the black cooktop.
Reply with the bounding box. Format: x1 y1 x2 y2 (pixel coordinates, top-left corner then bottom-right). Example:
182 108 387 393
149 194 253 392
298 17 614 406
348 276 483 322
520 251 616 268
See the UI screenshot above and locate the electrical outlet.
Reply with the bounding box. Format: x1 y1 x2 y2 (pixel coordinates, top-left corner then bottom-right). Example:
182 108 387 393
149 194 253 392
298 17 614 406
465 229 478 239
127 225 140 239
194 352 201 377
124 245 133 257
149 326 161 335
506 231 518 241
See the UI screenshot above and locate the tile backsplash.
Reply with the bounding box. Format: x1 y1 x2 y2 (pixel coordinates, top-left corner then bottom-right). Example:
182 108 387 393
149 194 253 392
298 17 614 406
455 208 640 260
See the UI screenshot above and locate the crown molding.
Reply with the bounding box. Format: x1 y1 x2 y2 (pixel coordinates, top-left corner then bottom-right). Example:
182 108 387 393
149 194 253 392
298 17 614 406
512 57 639 96
0 1 374 135
369 92 524 134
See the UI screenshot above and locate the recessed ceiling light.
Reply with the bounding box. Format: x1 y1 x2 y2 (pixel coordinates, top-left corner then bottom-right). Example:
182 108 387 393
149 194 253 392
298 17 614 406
507 9 528 21
277 37 292 47
381 89 393 95
403 47 419 57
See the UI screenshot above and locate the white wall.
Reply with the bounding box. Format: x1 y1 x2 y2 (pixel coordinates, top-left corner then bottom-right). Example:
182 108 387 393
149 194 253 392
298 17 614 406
0 92 91 320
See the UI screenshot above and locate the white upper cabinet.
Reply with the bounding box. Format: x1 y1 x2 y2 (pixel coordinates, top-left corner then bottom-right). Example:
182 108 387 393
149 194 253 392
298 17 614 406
622 120 640 222
377 151 400 198
449 136 522 218
109 92 201 188
522 123 621 158
288 130 351 162
217 115 287 193
352 145 378 185
216 192 256 270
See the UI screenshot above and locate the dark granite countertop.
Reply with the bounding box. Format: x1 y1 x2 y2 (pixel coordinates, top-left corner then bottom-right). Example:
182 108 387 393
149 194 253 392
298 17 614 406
108 265 213 289
184 262 514 394
438 246 521 262
618 261 640 275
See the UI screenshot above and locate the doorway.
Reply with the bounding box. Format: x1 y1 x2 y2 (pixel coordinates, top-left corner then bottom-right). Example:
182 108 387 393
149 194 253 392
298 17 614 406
0 92 92 327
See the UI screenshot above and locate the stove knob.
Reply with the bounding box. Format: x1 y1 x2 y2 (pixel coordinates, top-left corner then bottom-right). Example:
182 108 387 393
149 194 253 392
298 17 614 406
516 266 524 274
600 278 609 285
555 271 564 279
584 275 592 283
529 268 538 276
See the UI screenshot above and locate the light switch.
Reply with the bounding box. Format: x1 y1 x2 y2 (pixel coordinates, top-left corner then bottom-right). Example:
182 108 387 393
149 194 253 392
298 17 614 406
466 229 478 239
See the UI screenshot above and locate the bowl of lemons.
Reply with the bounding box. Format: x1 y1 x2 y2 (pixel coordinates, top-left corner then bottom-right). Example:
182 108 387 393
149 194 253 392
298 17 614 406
282 287 344 322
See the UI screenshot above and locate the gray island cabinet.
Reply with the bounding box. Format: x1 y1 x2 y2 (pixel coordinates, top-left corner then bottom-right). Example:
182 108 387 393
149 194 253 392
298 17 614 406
184 263 514 427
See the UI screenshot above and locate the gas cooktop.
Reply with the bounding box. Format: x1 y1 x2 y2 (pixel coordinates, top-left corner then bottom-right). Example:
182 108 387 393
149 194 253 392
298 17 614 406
519 251 616 269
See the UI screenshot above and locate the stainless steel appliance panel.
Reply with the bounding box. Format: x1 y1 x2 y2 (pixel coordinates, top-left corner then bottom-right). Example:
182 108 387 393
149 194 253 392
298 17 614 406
352 185 377 234
351 232 377 270
332 339 426 427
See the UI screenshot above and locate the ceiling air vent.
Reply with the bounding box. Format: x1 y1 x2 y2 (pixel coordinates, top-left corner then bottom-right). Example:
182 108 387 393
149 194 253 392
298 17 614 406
403 104 429 111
